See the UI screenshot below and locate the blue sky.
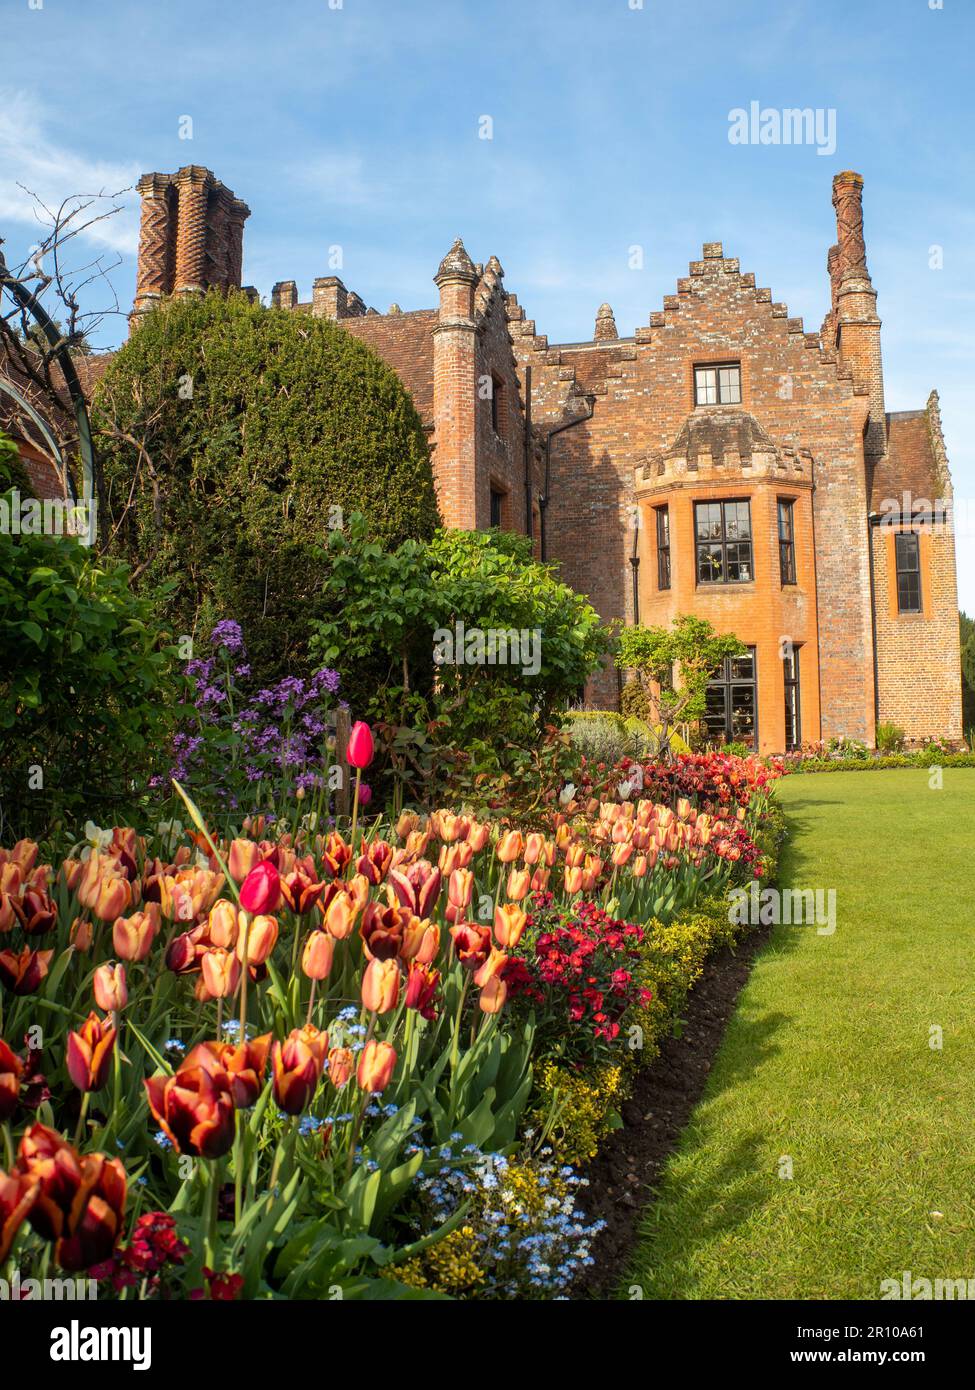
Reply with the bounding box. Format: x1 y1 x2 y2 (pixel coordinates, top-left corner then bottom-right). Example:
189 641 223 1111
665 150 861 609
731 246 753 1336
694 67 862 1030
4 0 974 605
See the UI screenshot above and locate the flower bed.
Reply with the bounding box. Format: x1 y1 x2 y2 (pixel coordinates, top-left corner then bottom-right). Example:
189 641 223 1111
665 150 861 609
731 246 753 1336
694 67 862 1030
0 750 782 1299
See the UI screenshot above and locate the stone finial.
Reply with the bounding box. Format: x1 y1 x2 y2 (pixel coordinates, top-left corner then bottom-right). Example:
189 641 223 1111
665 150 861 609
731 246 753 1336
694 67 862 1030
435 237 477 283
486 254 504 277
388 303 402 315
594 302 618 341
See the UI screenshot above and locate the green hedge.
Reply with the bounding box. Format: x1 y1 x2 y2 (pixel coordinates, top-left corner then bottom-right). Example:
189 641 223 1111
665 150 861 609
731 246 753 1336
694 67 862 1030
791 753 975 773
95 291 439 681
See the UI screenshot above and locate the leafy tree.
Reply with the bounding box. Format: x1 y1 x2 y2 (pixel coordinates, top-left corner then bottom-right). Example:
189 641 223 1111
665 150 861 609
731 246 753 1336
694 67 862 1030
615 614 745 761
960 611 975 738
94 291 439 681
309 516 610 802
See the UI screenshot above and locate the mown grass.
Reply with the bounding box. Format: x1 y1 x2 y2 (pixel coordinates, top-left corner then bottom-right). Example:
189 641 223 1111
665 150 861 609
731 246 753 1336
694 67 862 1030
624 769 975 1299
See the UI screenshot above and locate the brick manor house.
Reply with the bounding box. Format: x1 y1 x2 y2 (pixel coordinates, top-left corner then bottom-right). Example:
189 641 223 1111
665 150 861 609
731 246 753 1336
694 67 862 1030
54 166 974 752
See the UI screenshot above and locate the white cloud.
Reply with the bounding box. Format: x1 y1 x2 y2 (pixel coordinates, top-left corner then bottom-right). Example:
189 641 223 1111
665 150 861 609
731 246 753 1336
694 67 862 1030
0 89 140 257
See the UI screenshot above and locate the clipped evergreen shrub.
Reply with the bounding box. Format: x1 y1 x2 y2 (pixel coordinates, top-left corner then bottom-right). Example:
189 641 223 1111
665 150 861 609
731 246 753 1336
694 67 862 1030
95 291 439 679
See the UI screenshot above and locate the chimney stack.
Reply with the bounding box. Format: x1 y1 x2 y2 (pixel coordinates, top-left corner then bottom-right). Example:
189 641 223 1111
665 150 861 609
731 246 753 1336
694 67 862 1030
826 171 886 460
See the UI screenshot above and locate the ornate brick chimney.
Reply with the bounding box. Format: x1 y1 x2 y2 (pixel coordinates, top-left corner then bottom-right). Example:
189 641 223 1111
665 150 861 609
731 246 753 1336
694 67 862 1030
132 166 250 319
825 171 886 460
432 237 479 528
594 302 618 341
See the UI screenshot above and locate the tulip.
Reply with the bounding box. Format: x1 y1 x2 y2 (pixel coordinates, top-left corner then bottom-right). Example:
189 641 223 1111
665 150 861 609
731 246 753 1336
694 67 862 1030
361 957 400 1014
165 925 206 976
355 840 393 886
387 861 441 919
478 976 508 1015
356 1039 396 1093
496 830 524 863
236 914 278 967
360 901 408 961
281 865 325 916
506 867 531 901
612 842 634 867
69 918 94 952
12 887 57 936
0 1167 37 1264
0 1039 23 1122
144 1048 235 1158
211 1034 272 1109
346 721 375 770
321 887 357 940
227 838 261 885
18 1124 126 1272
206 899 239 949
564 866 584 895
301 930 335 981
466 821 491 853
320 832 353 880
404 961 439 1018
271 1028 327 1115
327 1046 354 1089
357 783 373 807
66 1012 117 1093
449 922 492 972
0 947 54 996
93 962 128 1013
432 811 468 843
529 866 550 893
632 854 648 878
473 947 508 988
238 861 281 915
399 916 439 964
0 893 15 934
112 904 160 963
445 868 474 923
201 949 241 999
493 903 527 950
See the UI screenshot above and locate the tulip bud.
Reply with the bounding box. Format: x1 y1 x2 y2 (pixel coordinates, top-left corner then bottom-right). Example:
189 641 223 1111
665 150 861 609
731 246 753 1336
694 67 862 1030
207 898 240 949
474 946 508 988
69 918 94 953
93 962 127 1012
301 930 335 981
321 888 356 940
506 867 531 901
356 1039 396 1093
112 905 160 963
227 838 261 885
361 957 400 1014
496 830 524 864
346 721 375 770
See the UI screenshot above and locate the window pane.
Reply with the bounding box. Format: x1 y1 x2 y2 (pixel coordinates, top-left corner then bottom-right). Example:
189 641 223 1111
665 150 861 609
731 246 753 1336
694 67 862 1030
730 653 755 680
895 532 919 571
718 366 742 403
725 501 751 538
730 686 756 745
695 503 722 539
726 542 752 582
778 501 793 541
704 686 727 736
656 507 669 545
697 544 724 583
897 573 921 612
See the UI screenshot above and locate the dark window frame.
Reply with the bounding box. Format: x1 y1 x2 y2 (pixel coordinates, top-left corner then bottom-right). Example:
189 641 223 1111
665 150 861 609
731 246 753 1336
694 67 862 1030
694 361 742 407
489 485 506 530
894 531 922 613
655 504 671 590
778 498 797 585
704 647 759 749
783 644 802 751
695 498 754 585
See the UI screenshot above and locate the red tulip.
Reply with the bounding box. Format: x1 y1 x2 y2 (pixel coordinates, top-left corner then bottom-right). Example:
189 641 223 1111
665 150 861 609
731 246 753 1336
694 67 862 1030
360 901 408 961
239 861 281 915
0 1167 37 1263
145 1061 235 1160
12 887 57 936
0 946 54 996
271 1028 328 1115
18 1124 127 1272
0 1039 23 1122
404 962 439 1019
387 861 441 919
346 721 374 770
66 1012 117 1093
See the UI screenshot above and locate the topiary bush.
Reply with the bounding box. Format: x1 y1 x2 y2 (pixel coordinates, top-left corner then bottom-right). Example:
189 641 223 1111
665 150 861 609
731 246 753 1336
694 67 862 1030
95 291 440 681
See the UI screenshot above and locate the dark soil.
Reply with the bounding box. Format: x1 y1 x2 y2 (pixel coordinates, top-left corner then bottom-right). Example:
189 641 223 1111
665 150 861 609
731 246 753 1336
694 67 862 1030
573 922 773 1299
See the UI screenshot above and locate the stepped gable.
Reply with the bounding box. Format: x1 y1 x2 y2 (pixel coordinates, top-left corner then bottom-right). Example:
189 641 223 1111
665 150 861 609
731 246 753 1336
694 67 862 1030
868 392 954 513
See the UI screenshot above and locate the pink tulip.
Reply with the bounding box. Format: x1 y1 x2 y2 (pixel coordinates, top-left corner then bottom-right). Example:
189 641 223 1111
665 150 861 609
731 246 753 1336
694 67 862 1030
346 722 375 770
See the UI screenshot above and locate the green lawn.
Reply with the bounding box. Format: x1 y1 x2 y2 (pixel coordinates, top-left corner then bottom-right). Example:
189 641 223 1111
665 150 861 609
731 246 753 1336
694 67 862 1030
625 769 975 1299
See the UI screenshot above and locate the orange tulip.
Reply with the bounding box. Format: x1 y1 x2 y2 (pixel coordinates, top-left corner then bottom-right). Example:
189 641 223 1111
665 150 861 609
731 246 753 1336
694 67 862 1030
327 1046 354 1089
227 838 261 885
446 868 474 923
399 916 439 964
0 1168 36 1264
529 866 550 893
321 887 357 940
466 821 491 853
496 830 524 864
201 948 241 999
361 957 400 1014
493 903 527 949
18 1124 126 1271
206 899 239 949
356 1040 396 1093
69 918 93 952
93 962 128 1013
301 930 335 981
112 904 160 963
474 946 508 988
144 1048 235 1157
236 913 279 966
564 866 584 895
404 960 439 1017
272 1028 327 1114
66 1011 116 1092
210 1034 271 1109
0 947 54 996
478 975 507 1015
506 867 531 901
